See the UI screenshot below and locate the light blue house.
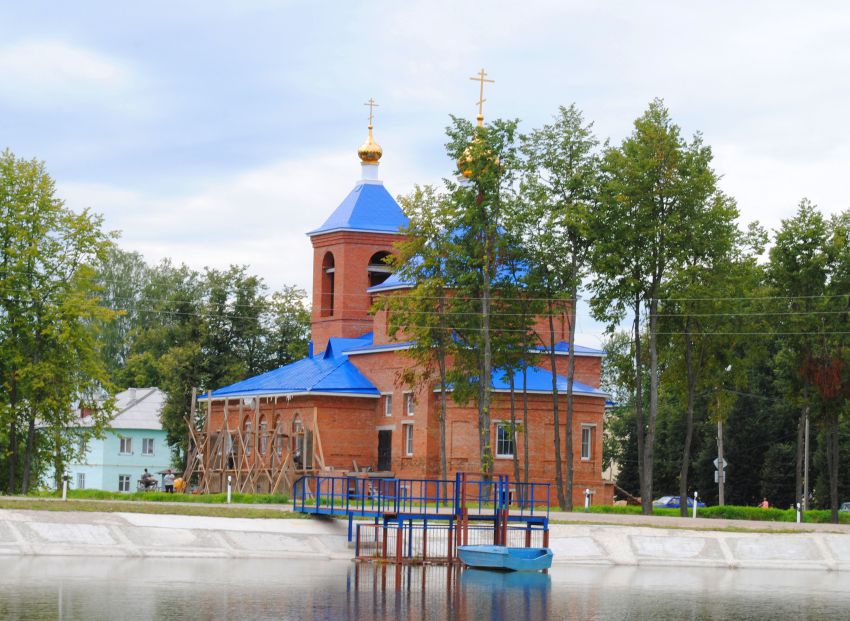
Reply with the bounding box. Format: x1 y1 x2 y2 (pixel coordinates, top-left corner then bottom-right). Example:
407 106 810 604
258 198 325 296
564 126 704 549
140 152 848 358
64 387 172 492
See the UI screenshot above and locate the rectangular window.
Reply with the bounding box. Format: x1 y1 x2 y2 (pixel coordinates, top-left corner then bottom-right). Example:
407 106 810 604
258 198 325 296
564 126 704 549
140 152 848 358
384 394 392 417
581 426 593 461
496 423 515 458
76 473 86 490
78 437 87 456
119 437 132 455
405 393 415 416
404 424 414 456
142 438 154 456
118 475 130 492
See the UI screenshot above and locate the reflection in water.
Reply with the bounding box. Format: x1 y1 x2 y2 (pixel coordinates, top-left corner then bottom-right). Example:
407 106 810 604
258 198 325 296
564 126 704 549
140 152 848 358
2 556 850 620
347 563 551 620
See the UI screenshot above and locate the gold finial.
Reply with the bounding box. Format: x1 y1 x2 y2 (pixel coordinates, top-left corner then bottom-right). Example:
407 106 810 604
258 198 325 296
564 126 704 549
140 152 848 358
358 97 383 163
469 68 495 127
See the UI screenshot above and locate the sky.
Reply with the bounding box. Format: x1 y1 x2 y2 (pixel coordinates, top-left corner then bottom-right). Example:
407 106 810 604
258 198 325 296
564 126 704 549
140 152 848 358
1 1 849 347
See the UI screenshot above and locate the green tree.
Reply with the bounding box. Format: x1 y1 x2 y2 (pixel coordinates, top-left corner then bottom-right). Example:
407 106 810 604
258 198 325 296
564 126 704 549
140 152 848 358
592 99 721 514
0 149 116 493
517 103 600 509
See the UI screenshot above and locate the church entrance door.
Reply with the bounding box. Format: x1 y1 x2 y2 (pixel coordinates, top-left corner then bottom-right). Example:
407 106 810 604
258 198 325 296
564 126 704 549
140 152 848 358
377 430 392 471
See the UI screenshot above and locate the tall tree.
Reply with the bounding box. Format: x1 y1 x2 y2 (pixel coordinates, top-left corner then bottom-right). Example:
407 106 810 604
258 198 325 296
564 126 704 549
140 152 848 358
592 99 721 514
518 103 600 509
0 149 116 493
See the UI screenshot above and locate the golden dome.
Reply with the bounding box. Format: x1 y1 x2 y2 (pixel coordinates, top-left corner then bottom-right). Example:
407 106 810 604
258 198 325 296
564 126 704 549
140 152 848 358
358 125 383 163
457 144 474 178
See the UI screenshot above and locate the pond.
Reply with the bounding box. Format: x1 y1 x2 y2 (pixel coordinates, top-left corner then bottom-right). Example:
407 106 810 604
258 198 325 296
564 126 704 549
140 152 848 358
1 556 848 620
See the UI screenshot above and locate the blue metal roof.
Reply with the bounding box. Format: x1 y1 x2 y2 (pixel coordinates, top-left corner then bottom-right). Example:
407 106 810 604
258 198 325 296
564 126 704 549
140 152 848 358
493 366 607 397
534 341 606 357
307 182 409 237
206 334 379 398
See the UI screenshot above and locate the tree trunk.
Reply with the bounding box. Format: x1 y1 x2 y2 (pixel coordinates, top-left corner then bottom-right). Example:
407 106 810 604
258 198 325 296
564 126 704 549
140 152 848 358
548 300 566 510
522 364 530 488
479 222 493 485
21 413 36 494
509 372 521 491
6 380 19 494
679 317 696 518
565 279 579 512
644 295 659 516
633 295 647 514
795 410 804 511
827 406 840 524
438 295 448 497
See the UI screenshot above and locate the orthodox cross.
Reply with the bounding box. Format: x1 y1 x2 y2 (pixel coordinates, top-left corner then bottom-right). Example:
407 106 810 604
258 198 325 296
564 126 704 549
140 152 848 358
469 68 494 126
364 98 379 127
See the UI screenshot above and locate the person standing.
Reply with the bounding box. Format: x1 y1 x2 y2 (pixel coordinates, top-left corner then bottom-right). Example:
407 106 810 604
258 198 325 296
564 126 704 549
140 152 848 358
759 497 770 509
163 469 175 493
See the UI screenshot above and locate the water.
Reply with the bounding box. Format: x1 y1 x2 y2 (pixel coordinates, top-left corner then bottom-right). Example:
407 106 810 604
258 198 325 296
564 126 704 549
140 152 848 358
1 557 849 620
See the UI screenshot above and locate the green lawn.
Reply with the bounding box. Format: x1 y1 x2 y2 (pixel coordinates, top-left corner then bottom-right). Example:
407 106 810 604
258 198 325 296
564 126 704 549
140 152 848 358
585 503 850 524
33 489 289 505
0 497 306 520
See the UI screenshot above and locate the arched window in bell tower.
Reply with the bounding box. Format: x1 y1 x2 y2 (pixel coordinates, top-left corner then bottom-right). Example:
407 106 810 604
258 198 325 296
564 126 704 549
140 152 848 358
368 251 392 288
321 252 335 317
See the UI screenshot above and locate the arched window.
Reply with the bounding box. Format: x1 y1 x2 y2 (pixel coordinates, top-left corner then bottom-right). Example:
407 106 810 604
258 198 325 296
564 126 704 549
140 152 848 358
243 418 253 457
274 417 284 458
321 252 335 317
258 415 268 455
368 251 392 288
292 414 304 470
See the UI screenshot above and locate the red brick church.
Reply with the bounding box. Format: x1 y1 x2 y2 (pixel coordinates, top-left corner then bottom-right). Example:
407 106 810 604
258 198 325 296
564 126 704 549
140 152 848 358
190 117 613 507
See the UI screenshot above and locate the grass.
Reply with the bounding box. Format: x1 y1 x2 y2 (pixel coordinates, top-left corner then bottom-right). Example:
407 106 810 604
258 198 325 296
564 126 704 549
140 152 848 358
0 497 306 520
32 489 289 505
585 503 850 524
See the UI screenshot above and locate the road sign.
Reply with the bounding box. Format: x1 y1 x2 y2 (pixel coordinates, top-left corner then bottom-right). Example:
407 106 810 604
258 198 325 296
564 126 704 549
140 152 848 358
714 470 726 483
713 457 729 470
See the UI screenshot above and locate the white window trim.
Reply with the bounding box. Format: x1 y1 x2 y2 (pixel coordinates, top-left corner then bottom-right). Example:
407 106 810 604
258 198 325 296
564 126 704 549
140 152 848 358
119 436 132 455
118 474 130 492
404 392 415 416
494 422 515 458
581 424 595 461
383 393 393 417
142 438 155 456
76 472 86 490
402 422 414 456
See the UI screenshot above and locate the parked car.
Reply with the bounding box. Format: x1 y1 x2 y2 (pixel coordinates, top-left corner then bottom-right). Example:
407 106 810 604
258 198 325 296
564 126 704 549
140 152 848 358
652 495 706 509
840 502 850 513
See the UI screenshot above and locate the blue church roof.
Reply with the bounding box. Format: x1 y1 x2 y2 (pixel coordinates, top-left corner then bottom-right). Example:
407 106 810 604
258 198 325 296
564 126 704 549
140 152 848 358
307 181 409 237
204 334 380 399
493 366 608 398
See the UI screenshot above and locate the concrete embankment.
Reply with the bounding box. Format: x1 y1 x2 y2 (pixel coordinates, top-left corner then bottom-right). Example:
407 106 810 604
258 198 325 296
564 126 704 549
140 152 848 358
2 507 850 571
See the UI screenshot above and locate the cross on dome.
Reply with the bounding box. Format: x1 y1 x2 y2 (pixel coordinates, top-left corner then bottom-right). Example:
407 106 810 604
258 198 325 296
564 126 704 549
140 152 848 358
469 68 495 127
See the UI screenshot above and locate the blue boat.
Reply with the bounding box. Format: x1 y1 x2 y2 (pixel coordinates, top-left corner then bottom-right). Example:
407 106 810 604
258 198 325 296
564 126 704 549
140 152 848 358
457 545 553 571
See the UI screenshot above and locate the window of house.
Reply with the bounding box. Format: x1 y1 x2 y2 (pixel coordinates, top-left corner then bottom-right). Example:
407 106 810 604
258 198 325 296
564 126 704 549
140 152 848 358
244 419 252 456
274 419 284 457
142 438 154 456
78 437 87 455
119 437 132 455
118 475 130 492
384 394 392 417
405 393 414 416
496 423 515 458
259 416 268 455
581 426 593 461
321 252 335 317
76 473 86 490
404 424 414 456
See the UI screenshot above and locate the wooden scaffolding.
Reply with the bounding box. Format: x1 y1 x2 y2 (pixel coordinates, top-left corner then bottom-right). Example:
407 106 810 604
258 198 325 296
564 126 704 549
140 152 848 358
182 390 327 495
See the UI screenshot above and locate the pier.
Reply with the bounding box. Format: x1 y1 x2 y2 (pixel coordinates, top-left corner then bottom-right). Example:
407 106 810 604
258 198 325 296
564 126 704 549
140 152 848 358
292 472 551 564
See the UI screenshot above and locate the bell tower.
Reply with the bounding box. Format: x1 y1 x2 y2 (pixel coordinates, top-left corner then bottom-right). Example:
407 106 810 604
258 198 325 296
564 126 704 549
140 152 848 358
306 100 408 353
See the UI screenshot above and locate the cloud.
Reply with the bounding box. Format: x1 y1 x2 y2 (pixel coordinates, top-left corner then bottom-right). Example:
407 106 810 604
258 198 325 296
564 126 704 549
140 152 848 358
58 150 426 294
0 39 150 115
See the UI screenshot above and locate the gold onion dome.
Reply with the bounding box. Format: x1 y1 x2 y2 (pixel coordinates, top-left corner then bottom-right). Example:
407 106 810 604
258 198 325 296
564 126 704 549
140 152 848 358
358 125 383 163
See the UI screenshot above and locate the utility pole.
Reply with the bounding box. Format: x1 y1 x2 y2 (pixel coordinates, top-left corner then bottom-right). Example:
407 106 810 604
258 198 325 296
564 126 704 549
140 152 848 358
803 406 810 511
717 416 725 506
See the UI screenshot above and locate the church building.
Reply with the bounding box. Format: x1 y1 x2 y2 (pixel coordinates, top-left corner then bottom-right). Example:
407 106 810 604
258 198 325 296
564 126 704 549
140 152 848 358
190 107 613 507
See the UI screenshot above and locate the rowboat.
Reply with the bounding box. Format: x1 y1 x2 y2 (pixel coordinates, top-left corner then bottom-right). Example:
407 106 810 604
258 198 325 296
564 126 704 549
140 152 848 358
456 545 553 571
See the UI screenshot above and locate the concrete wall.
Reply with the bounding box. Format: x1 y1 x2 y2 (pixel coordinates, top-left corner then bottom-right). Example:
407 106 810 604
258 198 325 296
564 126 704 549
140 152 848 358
3 509 850 572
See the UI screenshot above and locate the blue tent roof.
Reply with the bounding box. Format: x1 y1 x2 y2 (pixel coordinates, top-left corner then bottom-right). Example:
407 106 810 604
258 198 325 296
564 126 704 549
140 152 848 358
307 181 409 237
205 334 379 399
493 366 607 397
